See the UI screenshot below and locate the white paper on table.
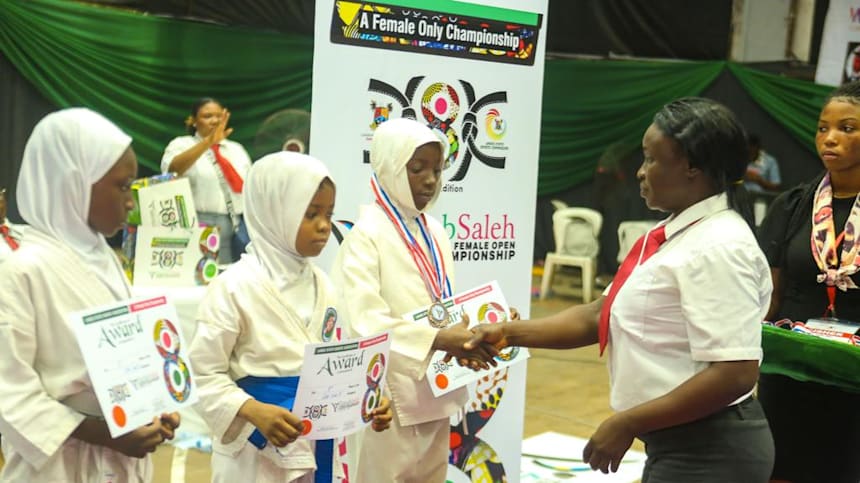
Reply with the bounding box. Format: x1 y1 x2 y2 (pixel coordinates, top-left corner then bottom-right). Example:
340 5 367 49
520 432 646 483
68 296 198 438
403 280 529 397
132 225 220 287
137 178 198 229
293 331 392 440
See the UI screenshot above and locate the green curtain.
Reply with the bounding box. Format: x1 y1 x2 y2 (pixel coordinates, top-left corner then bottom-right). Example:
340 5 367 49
539 59 725 194
727 63 832 155
0 0 313 171
0 0 840 195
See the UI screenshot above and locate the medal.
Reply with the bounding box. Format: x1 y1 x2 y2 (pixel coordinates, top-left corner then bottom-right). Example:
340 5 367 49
427 300 450 328
371 174 453 328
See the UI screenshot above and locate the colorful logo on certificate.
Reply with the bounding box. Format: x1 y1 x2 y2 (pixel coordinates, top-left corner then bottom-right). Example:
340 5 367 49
153 319 193 402
361 352 386 422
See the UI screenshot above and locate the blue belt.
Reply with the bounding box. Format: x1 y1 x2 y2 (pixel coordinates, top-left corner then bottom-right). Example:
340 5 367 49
236 375 333 483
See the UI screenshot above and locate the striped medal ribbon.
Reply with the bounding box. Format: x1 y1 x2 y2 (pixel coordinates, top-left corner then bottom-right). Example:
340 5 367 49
370 174 452 327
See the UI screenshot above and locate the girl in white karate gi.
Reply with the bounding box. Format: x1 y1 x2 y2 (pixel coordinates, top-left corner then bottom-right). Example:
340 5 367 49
330 118 497 483
189 152 392 483
0 108 180 482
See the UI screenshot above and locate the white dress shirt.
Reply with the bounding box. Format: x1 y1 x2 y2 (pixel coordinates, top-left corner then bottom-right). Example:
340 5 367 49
607 193 771 411
161 135 251 215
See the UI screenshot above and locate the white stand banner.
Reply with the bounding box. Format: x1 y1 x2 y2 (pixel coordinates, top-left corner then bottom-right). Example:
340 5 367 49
311 1 547 480
816 1 860 86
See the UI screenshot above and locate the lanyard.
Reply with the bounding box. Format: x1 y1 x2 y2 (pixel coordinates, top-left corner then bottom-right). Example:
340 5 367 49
370 174 451 300
824 230 847 318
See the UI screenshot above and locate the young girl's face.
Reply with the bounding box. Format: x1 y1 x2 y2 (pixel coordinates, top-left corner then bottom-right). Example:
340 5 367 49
816 99 860 176
295 180 335 257
407 142 443 211
88 147 138 237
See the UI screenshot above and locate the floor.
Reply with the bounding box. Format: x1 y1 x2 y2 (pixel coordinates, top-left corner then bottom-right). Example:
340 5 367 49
4 270 638 482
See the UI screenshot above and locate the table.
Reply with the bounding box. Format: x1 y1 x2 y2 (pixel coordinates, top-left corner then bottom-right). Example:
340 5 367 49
761 325 860 394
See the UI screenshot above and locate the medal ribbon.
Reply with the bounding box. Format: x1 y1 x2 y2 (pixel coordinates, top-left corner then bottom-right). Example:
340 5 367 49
370 174 451 300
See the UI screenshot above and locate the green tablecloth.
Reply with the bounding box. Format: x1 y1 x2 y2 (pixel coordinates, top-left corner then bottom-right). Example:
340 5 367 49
761 325 860 394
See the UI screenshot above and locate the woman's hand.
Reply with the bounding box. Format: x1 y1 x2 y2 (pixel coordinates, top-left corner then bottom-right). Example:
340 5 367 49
204 108 234 146
582 412 636 474
436 314 499 370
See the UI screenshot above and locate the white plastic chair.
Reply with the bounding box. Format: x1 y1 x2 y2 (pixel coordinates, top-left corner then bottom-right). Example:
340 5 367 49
540 207 602 302
616 220 659 264
550 199 569 212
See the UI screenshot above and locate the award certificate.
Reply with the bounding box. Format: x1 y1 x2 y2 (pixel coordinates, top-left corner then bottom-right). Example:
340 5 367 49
68 296 198 437
405 280 529 397
293 331 392 440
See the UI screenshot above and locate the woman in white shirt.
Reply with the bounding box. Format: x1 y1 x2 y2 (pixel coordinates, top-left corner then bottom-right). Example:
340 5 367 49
466 98 775 483
161 97 252 264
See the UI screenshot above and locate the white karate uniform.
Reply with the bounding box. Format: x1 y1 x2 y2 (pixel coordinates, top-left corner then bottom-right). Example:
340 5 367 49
0 109 152 482
330 118 466 483
189 153 345 483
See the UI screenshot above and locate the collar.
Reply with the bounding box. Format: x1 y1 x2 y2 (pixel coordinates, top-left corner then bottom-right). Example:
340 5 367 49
661 193 729 240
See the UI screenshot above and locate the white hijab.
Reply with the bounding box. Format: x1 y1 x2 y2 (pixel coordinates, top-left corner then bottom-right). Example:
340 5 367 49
244 152 332 295
17 108 132 298
370 118 446 220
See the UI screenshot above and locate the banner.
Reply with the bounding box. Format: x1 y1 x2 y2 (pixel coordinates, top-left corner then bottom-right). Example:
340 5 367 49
311 1 548 481
816 1 860 86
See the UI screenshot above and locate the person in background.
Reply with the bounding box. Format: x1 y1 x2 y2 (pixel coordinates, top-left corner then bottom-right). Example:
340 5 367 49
463 98 774 483
189 152 392 483
757 80 860 483
0 186 24 262
744 133 782 193
0 108 179 482
162 97 252 264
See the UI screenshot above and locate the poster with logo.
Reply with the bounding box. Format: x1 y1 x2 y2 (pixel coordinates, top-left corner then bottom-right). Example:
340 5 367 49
137 178 198 229
816 0 860 86
311 1 547 480
403 281 529 396
68 296 198 437
132 225 220 287
293 332 392 440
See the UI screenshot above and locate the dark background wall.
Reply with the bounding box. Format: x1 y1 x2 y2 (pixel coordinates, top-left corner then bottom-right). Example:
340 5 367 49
0 0 834 267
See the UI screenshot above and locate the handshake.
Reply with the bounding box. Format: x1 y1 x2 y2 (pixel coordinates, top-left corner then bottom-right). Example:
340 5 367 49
436 308 519 371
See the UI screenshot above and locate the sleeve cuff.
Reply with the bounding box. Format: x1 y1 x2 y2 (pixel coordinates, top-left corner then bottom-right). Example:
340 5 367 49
691 347 762 362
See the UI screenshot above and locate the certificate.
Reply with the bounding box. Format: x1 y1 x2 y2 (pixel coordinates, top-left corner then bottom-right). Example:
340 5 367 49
137 177 198 229
404 280 529 397
68 296 198 437
132 225 220 287
293 332 391 440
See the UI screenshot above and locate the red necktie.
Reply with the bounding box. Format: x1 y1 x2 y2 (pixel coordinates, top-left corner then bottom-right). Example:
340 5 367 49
1 225 19 251
598 225 666 356
211 144 244 193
